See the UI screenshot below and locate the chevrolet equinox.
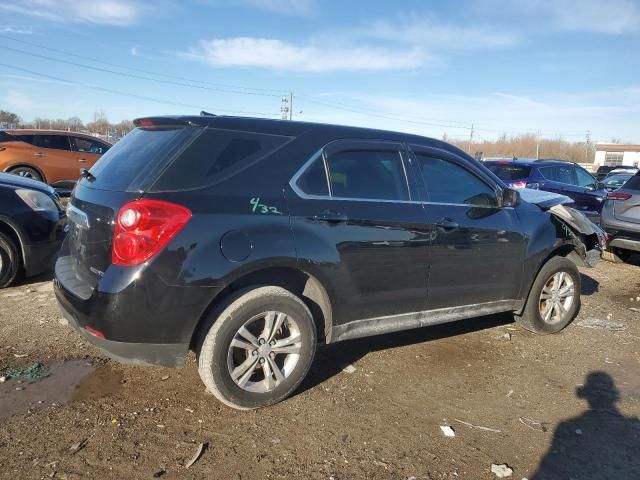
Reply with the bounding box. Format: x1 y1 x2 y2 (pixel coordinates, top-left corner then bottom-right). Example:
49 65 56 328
54 115 604 409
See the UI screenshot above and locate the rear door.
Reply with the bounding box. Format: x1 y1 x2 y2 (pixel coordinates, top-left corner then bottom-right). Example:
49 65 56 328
33 134 76 183
69 136 109 172
409 145 525 310
287 140 432 323
614 175 640 225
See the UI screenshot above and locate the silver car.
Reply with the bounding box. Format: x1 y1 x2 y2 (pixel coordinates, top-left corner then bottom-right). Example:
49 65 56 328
600 173 640 262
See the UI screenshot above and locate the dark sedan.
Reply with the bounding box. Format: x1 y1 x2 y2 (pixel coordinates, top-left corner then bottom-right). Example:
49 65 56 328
0 173 66 288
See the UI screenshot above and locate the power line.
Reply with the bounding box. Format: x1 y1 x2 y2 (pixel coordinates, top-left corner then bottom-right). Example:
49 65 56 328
0 33 287 95
0 62 280 117
0 43 284 98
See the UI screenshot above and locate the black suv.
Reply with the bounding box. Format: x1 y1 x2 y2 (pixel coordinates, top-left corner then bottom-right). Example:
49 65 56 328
54 115 604 409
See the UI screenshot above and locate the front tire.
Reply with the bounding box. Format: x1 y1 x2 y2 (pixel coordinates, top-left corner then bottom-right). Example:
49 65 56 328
197 286 317 410
0 232 21 289
515 256 580 334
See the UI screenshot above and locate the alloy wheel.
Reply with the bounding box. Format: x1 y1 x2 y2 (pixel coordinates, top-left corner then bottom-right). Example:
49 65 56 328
538 271 575 325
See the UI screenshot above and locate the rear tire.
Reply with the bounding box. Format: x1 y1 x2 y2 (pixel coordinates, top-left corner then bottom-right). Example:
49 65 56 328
515 256 580 334
0 232 21 289
197 286 317 410
9 166 43 182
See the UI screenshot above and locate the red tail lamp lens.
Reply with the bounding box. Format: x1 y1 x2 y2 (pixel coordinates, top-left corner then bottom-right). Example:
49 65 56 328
112 199 191 267
607 192 632 200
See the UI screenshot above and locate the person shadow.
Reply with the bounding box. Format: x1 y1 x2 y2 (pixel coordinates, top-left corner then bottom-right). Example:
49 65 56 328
530 372 640 480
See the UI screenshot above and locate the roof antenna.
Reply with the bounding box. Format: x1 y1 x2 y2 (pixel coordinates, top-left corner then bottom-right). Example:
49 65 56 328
200 111 216 117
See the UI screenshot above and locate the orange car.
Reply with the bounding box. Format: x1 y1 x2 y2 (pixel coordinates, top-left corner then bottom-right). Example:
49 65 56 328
0 130 111 185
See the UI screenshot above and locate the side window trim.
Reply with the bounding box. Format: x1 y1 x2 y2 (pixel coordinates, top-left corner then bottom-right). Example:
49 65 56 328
407 144 504 208
290 139 415 203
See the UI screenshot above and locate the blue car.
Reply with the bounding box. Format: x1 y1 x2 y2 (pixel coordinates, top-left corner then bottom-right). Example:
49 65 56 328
484 159 607 218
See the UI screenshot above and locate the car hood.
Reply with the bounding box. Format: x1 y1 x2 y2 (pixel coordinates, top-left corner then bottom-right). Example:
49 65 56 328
0 172 54 194
518 188 572 210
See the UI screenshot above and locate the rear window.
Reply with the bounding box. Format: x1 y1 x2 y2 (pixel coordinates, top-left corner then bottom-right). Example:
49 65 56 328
485 163 532 181
150 128 292 192
623 174 640 191
85 126 200 191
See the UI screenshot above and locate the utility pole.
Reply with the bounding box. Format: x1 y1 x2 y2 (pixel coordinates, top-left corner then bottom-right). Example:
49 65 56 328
536 129 541 159
467 123 474 154
585 130 591 162
281 93 293 120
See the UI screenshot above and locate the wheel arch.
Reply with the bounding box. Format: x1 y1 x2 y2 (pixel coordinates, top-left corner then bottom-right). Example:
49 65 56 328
190 265 334 350
0 216 25 268
4 163 47 183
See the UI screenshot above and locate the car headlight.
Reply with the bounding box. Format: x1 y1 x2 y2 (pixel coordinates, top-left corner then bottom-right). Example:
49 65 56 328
15 189 58 213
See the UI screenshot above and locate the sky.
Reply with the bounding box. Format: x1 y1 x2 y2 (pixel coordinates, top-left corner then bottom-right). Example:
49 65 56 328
0 0 639 143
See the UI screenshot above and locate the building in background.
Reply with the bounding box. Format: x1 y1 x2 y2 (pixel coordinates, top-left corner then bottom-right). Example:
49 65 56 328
594 143 640 168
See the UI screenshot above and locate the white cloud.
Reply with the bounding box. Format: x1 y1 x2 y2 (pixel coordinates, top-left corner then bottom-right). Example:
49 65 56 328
476 0 640 34
0 25 34 34
241 0 315 17
0 0 144 26
184 37 430 72
1 90 34 111
363 13 519 50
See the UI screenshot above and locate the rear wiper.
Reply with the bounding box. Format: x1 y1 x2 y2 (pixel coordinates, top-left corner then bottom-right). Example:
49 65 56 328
80 168 96 182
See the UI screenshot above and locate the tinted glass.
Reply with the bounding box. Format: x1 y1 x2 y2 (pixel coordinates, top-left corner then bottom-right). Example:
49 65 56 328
297 157 329 196
325 149 409 201
72 137 109 154
540 165 576 185
575 167 596 188
86 126 196 191
416 154 498 206
36 135 70 151
151 128 291 191
486 164 532 181
15 135 36 145
623 174 640 191
603 174 633 188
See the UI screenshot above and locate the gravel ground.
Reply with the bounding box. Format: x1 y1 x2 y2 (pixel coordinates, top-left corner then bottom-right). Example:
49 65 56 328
0 258 639 479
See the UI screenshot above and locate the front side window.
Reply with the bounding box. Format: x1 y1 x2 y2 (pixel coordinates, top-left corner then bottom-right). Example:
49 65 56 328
72 137 109 154
325 149 409 201
415 154 498 206
35 135 71 151
575 167 597 188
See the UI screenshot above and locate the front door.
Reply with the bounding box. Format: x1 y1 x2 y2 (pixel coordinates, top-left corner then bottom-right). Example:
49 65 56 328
409 145 525 310
70 136 107 177
287 140 432 324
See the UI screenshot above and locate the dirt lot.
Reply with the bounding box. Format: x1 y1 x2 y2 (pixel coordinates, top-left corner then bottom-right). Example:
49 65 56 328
1 258 639 480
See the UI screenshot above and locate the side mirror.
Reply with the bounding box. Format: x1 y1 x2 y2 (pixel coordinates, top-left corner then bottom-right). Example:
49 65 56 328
502 188 520 207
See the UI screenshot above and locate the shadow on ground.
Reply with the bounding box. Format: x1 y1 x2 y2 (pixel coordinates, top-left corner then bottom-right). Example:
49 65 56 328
531 372 640 480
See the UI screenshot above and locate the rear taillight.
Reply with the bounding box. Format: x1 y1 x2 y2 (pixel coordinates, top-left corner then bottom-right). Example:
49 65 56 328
112 199 191 267
510 181 527 188
607 192 632 200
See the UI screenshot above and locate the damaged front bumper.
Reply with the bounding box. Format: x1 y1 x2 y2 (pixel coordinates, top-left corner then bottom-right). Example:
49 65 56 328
549 204 606 268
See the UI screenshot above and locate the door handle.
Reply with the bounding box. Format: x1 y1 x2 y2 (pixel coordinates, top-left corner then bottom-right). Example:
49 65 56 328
312 210 348 223
78 158 88 163
435 217 459 230
34 152 45 157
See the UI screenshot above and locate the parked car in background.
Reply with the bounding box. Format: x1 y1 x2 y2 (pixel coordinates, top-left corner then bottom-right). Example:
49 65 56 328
55 115 604 409
0 172 66 288
0 130 111 186
600 172 640 263
601 172 635 191
484 158 607 218
595 164 638 181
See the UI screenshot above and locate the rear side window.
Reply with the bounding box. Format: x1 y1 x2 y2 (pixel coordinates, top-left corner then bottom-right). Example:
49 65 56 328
539 165 576 185
416 154 498 206
15 135 36 145
86 126 197 192
35 135 71 151
296 157 329 196
72 137 110 154
623 174 640 191
325 149 409 201
485 164 531 181
151 128 292 191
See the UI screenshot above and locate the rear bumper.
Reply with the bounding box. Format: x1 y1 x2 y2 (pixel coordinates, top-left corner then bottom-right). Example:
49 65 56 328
608 237 640 253
55 280 189 367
